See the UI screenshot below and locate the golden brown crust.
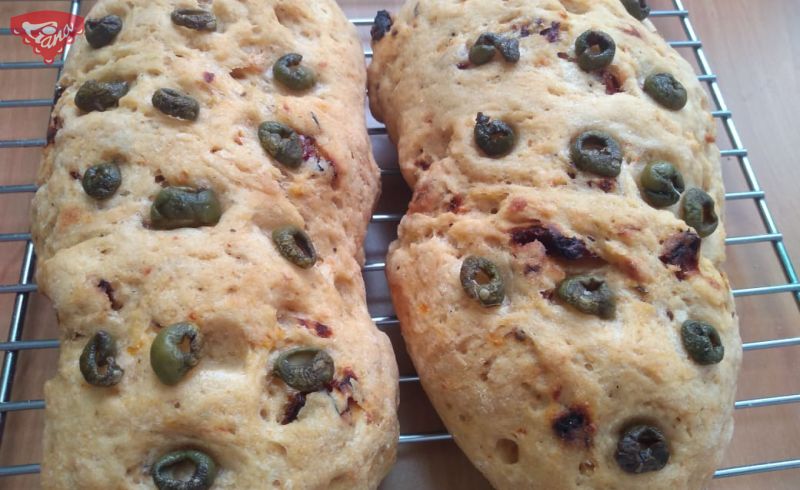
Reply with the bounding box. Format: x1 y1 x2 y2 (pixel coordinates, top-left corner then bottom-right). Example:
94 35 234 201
35 1 398 488
369 1 740 488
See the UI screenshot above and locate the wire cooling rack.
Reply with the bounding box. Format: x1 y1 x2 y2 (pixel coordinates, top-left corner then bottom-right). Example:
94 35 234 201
0 0 799 485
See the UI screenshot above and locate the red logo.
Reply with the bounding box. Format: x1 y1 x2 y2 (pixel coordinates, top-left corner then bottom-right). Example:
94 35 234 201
10 11 85 64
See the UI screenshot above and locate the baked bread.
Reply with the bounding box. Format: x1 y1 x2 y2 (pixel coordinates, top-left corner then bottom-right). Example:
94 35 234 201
33 1 398 488
369 1 740 488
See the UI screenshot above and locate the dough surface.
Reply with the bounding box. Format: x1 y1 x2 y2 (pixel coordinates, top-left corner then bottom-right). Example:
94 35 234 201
369 1 740 488
34 1 398 488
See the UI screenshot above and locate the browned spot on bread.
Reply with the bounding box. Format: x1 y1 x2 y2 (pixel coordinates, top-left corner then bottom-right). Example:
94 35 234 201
69 170 81 180
588 178 616 193
511 222 597 261
447 194 464 213
303 137 339 186
557 51 575 62
552 405 595 448
46 116 63 146
539 21 561 43
229 64 262 79
97 279 122 310
57 206 81 230
599 69 623 95
660 231 700 280
299 319 332 338
327 368 360 416
280 392 306 425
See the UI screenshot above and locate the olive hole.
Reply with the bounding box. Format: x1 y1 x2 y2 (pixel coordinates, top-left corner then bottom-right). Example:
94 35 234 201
636 431 661 448
294 234 313 258
490 128 510 143
702 202 715 224
165 458 197 482
474 269 492 285
582 278 603 292
582 136 609 154
178 336 192 354
586 34 610 52
96 359 110 376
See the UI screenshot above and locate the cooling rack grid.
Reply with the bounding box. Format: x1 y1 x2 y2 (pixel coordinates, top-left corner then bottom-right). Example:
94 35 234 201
0 0 798 486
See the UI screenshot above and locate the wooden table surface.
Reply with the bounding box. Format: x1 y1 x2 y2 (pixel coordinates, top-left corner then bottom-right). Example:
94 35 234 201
0 1 798 489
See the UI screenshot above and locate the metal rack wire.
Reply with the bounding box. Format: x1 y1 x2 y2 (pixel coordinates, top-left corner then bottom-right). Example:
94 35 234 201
0 0 799 483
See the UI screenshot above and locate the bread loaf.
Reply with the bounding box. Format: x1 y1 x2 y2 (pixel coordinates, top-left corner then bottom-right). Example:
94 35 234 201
369 1 740 488
33 1 398 488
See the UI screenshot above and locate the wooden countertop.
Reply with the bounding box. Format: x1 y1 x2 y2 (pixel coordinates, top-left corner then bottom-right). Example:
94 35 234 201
0 1 797 488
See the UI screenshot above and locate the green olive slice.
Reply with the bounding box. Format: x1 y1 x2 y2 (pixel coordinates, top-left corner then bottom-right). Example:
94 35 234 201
273 53 317 91
272 226 317 269
152 449 217 490
74 80 129 113
681 320 724 365
615 425 669 473
82 162 122 200
640 161 685 208
620 0 651 21
575 30 616 72
474 113 516 157
258 121 304 168
79 330 124 387
644 73 688 111
274 347 334 392
681 188 718 237
150 187 222 230
557 275 616 319
171 9 217 31
85 15 123 49
152 88 200 121
150 322 203 385
460 256 505 307
569 130 622 177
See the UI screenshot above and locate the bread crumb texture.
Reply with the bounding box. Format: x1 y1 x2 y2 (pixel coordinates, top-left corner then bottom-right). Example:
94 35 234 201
34 1 398 488
369 1 740 489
